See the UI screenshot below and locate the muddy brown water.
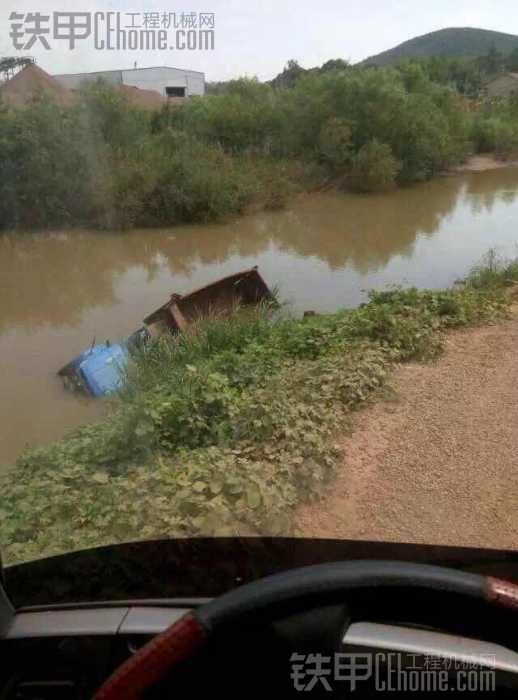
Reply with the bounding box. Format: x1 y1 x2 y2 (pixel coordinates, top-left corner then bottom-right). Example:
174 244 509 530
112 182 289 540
2 167 518 467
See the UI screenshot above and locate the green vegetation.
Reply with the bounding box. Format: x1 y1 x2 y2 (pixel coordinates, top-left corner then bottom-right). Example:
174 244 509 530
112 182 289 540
470 97 518 157
351 140 401 192
0 57 34 82
0 61 476 231
0 86 276 230
395 56 518 158
7 50 518 232
362 27 518 66
0 265 511 564
173 67 470 185
464 249 518 289
391 47 518 98
362 38 518 100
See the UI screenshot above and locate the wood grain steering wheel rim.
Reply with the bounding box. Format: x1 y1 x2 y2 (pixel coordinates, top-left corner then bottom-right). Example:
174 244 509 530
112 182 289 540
92 559 518 700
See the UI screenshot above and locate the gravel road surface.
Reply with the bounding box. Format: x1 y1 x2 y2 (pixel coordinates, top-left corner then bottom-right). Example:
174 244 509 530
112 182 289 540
296 318 518 550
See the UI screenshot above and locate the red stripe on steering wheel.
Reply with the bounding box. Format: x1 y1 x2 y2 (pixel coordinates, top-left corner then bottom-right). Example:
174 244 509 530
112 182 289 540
93 613 208 700
487 576 518 610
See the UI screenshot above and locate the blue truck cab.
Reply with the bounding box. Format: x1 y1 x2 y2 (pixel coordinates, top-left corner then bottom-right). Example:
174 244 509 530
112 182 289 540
59 343 129 397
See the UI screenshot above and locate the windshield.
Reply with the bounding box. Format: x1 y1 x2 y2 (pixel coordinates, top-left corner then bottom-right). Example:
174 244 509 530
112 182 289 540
1 2 518 570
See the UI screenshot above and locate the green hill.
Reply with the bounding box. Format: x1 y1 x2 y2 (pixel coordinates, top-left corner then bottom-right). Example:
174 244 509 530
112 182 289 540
363 27 518 65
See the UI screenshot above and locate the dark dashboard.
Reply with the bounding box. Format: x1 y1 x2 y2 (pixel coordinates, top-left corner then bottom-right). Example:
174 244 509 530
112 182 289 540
2 538 518 698
5 537 518 607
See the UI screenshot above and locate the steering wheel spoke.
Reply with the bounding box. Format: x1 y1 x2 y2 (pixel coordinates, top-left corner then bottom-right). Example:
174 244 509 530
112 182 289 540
92 560 518 700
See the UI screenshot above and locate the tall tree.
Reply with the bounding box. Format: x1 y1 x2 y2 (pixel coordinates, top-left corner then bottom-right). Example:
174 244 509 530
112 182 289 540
0 56 34 82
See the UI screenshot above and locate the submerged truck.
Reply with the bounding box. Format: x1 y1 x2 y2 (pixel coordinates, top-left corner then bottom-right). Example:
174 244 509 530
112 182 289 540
57 267 273 397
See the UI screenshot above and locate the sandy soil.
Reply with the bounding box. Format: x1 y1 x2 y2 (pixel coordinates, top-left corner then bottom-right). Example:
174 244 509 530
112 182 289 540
0 64 170 111
0 64 76 107
454 154 518 172
296 317 518 550
119 85 169 110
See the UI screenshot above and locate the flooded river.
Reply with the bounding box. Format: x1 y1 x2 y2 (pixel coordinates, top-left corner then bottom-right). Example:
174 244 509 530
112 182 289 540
2 167 518 466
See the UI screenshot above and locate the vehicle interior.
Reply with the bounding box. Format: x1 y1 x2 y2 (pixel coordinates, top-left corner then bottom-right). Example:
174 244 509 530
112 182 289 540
1 537 518 698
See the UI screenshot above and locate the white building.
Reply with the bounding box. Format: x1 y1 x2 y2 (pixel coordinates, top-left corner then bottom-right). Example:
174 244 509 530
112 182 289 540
54 66 205 98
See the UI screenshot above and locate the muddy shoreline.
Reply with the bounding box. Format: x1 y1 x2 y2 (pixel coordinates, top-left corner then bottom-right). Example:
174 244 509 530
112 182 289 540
454 153 518 172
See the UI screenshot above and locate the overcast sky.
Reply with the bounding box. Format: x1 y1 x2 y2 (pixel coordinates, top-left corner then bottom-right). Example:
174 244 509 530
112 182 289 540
1 1 518 81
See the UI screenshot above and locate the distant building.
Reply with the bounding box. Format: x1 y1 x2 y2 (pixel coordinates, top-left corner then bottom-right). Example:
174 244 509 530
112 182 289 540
485 73 518 99
53 66 205 99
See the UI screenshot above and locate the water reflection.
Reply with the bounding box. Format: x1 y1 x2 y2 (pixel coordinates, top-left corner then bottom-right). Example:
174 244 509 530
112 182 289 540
0 174 467 332
464 167 518 211
2 167 518 464
271 176 464 273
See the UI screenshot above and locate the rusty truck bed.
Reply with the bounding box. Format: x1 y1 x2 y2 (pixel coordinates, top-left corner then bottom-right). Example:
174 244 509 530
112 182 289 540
143 266 274 333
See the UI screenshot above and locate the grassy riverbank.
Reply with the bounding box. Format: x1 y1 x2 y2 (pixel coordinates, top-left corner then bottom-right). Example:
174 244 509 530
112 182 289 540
1 257 517 564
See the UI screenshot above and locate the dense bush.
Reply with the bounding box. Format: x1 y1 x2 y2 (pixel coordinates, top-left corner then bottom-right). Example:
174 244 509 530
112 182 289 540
0 85 277 230
273 67 468 179
154 66 471 184
0 97 94 228
351 140 400 192
8 62 518 231
318 116 354 173
471 114 518 157
0 64 477 231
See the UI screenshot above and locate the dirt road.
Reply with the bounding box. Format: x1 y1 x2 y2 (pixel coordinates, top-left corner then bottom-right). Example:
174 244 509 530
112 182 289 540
296 317 518 550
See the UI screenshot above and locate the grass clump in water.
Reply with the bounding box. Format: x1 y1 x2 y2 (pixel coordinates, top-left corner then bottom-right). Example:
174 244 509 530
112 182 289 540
465 248 518 290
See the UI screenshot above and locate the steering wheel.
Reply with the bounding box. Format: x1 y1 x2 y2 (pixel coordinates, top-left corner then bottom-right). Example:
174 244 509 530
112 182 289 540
93 560 518 700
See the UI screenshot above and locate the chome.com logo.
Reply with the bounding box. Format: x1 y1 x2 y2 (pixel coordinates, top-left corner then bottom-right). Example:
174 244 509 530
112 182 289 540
290 651 496 692
9 11 215 51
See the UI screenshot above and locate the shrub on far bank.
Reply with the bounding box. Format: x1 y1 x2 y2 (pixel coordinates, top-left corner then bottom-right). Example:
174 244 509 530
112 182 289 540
470 97 518 159
137 134 256 227
471 115 518 157
318 116 354 173
0 65 479 231
351 140 401 192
